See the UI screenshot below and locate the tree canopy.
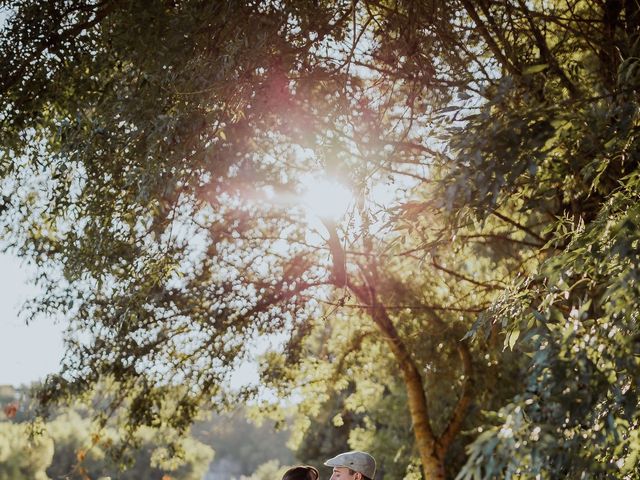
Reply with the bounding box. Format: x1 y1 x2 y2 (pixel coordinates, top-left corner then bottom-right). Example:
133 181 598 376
2 0 640 478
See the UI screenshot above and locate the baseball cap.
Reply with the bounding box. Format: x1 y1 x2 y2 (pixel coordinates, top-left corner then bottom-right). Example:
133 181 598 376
324 451 376 478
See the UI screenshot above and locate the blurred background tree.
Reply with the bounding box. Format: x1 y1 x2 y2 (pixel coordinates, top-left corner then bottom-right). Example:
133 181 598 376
0 422 53 480
0 384 296 480
0 384 214 480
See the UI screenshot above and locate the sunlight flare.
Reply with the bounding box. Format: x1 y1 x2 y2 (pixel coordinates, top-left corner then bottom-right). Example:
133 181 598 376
299 175 353 220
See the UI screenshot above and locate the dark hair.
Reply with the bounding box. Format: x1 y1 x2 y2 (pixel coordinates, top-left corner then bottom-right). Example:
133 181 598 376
282 465 319 480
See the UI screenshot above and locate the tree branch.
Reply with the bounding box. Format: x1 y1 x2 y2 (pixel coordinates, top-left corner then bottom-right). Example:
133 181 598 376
490 209 547 243
459 0 521 77
437 336 474 454
316 298 488 314
516 0 578 97
431 257 501 290
322 219 347 287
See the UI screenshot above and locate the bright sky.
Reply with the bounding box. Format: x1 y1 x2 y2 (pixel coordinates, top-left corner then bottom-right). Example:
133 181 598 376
0 251 264 391
0 253 65 386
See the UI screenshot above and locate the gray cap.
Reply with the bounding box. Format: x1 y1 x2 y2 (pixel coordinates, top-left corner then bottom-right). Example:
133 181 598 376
324 451 376 478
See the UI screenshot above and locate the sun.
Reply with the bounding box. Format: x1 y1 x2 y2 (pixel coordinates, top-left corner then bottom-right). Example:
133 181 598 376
299 174 353 220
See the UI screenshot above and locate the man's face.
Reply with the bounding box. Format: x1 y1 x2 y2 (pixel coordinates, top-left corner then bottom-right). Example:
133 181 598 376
330 467 360 480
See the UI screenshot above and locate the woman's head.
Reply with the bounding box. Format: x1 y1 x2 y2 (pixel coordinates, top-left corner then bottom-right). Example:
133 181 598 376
282 465 320 480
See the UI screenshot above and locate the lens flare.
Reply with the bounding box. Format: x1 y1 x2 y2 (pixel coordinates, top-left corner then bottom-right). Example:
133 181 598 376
299 176 353 220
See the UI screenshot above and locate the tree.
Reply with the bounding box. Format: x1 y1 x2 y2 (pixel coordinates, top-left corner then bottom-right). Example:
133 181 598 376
269 286 522 478
44 410 214 480
0 2 496 477
3 0 640 479
0 406 214 480
438 1 640 477
0 422 54 480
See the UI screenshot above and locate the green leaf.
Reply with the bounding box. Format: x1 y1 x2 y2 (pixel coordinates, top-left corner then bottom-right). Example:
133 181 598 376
507 329 520 350
522 64 549 75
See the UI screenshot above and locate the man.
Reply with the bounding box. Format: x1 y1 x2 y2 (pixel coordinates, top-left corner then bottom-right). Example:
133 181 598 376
324 451 376 480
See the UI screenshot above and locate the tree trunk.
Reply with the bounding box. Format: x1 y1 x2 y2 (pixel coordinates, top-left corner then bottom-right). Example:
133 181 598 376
324 221 456 479
398 348 446 480
371 305 445 480
356 286 447 479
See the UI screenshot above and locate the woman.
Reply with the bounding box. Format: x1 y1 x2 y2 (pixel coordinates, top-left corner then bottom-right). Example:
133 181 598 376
282 465 320 480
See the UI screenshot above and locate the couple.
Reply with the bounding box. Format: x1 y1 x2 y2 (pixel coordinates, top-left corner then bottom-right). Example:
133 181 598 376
283 451 376 480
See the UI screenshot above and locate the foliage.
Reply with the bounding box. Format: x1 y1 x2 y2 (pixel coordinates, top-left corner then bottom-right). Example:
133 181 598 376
0 2 497 476
434 1 640 478
458 183 640 479
0 422 53 480
290 385 360 478
46 410 213 480
0 384 213 480
3 0 640 478
274 301 522 478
